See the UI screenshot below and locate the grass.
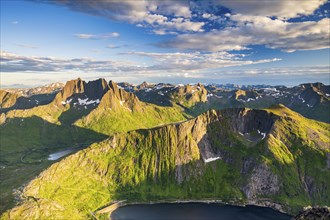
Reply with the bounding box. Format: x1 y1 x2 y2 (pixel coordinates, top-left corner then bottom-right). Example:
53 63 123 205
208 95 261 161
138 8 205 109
1 105 329 219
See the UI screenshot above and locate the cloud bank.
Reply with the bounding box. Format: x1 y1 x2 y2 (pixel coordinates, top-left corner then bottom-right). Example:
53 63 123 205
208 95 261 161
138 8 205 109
38 0 329 52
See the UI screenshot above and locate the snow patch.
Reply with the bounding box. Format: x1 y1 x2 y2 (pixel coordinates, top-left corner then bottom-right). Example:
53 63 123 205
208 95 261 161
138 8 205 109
298 95 306 103
48 149 74 161
204 157 221 163
155 85 163 90
257 130 266 140
78 98 100 105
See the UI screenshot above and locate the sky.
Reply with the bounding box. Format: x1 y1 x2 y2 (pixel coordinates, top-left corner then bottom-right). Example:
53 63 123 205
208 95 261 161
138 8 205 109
1 0 329 87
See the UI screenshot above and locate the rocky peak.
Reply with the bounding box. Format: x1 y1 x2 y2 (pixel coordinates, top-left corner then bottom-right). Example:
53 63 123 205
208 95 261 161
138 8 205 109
61 78 85 101
233 89 246 99
298 83 330 106
84 78 109 100
109 80 119 92
137 81 149 90
173 84 208 107
54 78 110 106
98 81 142 112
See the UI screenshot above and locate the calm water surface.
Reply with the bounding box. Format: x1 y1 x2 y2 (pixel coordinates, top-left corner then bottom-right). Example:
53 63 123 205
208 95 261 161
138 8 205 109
110 203 292 220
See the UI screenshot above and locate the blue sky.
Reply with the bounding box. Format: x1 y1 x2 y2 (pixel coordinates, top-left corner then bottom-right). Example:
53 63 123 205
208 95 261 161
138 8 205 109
1 0 329 87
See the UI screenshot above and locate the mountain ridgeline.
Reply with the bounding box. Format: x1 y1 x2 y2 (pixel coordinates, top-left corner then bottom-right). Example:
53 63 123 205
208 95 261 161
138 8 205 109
0 79 329 219
0 78 186 213
2 105 329 219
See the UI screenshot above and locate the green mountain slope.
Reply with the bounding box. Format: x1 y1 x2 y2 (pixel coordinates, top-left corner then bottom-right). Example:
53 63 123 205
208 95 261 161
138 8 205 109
75 81 187 135
0 79 186 213
2 105 329 219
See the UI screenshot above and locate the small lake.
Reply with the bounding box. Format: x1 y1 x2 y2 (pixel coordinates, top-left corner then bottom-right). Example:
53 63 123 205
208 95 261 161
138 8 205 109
110 203 292 220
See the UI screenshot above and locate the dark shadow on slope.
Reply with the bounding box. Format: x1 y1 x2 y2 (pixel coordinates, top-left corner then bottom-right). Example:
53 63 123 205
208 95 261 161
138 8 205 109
0 115 108 213
134 91 173 107
107 116 326 218
58 106 95 125
0 93 57 114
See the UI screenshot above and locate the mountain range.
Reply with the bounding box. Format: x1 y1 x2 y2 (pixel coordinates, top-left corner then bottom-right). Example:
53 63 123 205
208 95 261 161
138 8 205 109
0 78 329 219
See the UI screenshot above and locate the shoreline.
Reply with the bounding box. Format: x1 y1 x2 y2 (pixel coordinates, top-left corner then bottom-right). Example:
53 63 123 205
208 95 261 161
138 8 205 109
104 198 290 219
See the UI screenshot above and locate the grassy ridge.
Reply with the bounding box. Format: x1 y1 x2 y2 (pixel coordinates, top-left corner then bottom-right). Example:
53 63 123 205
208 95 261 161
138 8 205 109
75 103 187 135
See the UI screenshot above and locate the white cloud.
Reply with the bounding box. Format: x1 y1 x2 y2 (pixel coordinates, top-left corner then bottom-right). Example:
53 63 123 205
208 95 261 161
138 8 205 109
160 17 330 52
214 0 328 19
1 50 328 87
124 51 281 71
49 0 204 33
0 50 135 73
74 32 120 39
1 50 280 77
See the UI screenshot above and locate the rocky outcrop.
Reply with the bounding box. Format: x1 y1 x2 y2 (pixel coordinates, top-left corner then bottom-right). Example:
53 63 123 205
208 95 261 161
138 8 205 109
98 80 143 112
243 163 280 199
292 206 330 220
299 82 330 106
53 78 109 105
232 89 259 101
136 81 149 90
0 90 19 108
174 83 208 106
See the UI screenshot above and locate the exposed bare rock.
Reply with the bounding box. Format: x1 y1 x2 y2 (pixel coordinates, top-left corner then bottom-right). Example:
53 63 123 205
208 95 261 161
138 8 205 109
244 163 280 199
292 206 330 220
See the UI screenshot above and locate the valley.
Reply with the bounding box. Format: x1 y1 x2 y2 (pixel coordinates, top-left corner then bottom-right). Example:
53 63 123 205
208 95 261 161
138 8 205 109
2 1 329 219
0 79 329 219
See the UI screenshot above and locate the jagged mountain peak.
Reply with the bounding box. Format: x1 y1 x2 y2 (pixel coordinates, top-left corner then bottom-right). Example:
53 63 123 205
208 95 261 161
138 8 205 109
53 78 110 107
137 81 150 90
98 82 142 112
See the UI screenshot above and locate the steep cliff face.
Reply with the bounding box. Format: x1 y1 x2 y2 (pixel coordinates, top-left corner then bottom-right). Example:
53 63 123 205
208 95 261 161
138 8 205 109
97 80 142 112
53 78 109 106
2 106 329 219
172 83 208 107
74 81 186 135
0 90 20 109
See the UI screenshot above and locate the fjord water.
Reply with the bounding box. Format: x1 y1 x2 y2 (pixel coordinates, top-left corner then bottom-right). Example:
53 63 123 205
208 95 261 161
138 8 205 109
110 203 292 220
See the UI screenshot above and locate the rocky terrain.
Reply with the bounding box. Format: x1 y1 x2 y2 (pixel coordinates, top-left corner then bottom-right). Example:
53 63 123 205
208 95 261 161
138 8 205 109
117 81 330 122
0 83 64 112
292 206 330 220
0 79 329 219
1 80 329 122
